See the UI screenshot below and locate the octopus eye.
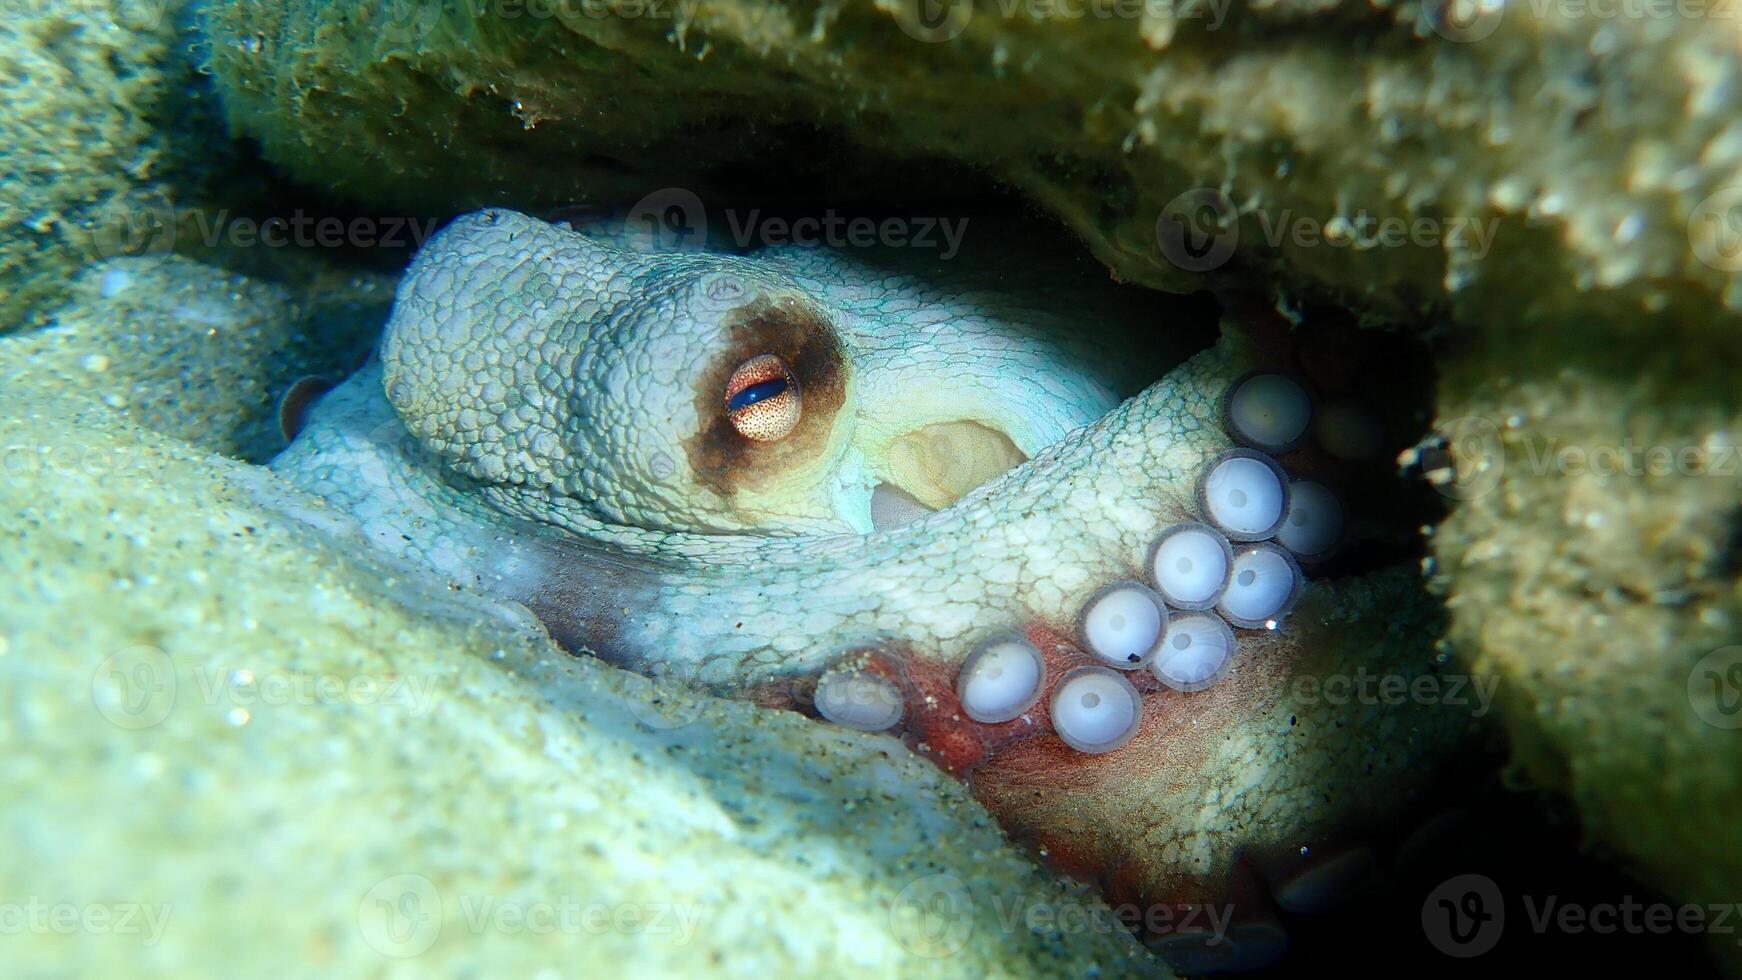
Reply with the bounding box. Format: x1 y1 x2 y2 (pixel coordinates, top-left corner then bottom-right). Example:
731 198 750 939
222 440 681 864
724 353 802 441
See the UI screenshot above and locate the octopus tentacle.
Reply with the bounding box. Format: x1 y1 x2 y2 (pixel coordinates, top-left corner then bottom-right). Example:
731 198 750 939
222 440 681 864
270 209 1472 970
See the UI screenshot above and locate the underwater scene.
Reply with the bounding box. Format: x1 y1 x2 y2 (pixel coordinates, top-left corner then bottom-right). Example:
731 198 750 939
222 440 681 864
6 0 1742 975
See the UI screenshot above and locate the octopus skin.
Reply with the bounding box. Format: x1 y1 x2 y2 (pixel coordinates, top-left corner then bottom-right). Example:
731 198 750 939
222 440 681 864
272 209 1474 971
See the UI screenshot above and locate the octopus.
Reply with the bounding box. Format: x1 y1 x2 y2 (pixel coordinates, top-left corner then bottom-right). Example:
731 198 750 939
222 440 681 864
272 208 1476 973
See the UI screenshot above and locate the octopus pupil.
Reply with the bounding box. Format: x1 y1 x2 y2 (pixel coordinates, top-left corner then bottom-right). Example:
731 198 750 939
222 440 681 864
728 377 788 411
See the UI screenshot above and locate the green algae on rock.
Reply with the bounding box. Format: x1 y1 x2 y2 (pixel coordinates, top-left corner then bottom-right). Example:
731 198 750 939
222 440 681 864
0 0 259 333
0 349 1166 977
203 0 1742 330
1428 334 1742 969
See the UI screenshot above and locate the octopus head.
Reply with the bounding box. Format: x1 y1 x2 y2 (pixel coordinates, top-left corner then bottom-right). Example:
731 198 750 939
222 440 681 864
380 209 865 534
379 208 1137 538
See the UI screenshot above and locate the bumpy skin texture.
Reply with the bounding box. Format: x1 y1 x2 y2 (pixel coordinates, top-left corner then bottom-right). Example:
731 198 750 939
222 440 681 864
274 210 1474 964
378 211 1160 537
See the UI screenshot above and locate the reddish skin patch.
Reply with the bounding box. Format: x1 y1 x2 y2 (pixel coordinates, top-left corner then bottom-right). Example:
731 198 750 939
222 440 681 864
764 621 1272 923
758 622 1170 775
965 622 1245 903
816 623 1174 781
752 615 1379 952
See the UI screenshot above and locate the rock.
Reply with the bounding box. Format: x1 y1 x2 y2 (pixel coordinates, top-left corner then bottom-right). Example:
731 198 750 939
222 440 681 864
1429 338 1742 965
0 0 256 331
203 0 1742 327
0 349 1164 976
